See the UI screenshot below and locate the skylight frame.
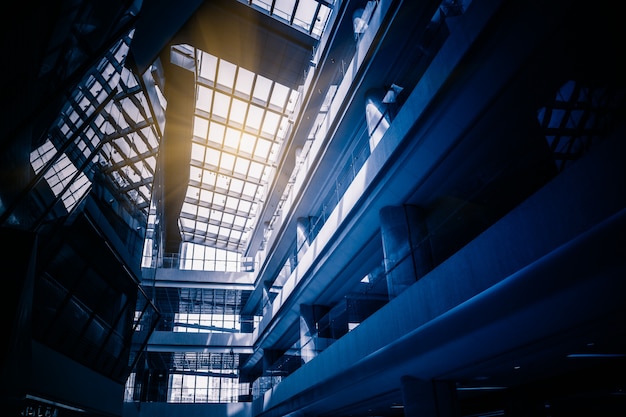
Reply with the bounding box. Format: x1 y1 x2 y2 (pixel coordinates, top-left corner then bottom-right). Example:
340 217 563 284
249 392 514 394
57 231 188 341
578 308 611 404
237 0 334 38
179 48 299 253
29 30 161 226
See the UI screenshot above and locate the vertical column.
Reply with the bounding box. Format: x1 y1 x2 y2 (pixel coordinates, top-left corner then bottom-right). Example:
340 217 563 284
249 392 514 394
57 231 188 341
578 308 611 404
365 88 392 150
380 205 433 299
296 216 319 263
401 375 458 417
300 304 330 363
261 283 272 315
296 217 311 254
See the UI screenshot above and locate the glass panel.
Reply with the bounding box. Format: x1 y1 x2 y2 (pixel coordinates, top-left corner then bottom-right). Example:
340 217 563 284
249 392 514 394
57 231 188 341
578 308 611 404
239 133 256 155
206 148 221 166
274 0 296 21
246 104 264 131
254 138 272 160
261 111 280 136
197 85 213 113
235 67 255 98
216 59 237 90
224 127 241 150
199 51 218 81
270 83 290 111
234 158 250 176
208 121 226 145
191 143 205 162
313 4 332 37
252 75 272 103
293 0 318 32
230 98 247 126
212 92 230 120
220 153 235 172
180 50 297 253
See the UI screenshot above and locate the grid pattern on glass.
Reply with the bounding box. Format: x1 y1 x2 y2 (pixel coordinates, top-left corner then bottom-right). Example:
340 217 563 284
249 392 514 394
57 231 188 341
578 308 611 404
97 65 160 216
180 48 299 252
32 30 160 223
172 351 240 372
238 0 334 38
537 79 626 172
167 352 240 403
152 286 251 314
168 372 239 403
173 288 246 333
179 241 242 271
30 140 91 212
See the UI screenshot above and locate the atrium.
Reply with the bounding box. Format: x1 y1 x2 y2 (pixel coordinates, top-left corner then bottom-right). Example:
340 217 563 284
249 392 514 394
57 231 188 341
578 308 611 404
2 0 625 416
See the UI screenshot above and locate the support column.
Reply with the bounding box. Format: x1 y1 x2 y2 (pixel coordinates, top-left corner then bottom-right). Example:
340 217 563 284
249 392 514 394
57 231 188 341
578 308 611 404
380 205 433 299
296 216 318 262
296 217 311 254
300 304 331 363
401 375 458 417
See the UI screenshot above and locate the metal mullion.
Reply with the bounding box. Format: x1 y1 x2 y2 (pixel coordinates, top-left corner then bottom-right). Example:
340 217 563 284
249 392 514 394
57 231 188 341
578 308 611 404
199 231 240 250
116 81 143 102
112 101 149 160
103 145 157 173
119 176 153 193
224 86 238 135
214 57 224 96
67 93 94 127
265 78 277 115
32 136 109 230
257 109 284 142
121 152 150 182
205 143 276 168
100 119 152 144
190 177 261 207
192 160 248 185
109 160 137 190
249 71 259 110
80 116 111 154
289 0 300 25
120 84 149 120
239 99 254 142
309 0 322 35
28 89 118 188
107 130 144 177
1 10 138 157
136 119 159 146
179 212 247 233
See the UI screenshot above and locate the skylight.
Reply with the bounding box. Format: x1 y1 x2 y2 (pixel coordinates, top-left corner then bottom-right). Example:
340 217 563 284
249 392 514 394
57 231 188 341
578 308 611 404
237 0 334 37
28 30 161 225
178 47 299 253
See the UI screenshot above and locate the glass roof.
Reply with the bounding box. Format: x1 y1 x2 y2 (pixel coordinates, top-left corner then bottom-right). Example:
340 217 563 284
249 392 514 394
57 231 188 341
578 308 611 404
176 46 299 253
29 30 161 226
237 0 333 37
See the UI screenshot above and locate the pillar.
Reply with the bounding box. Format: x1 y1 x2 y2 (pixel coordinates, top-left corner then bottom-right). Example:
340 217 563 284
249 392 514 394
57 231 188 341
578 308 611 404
365 88 391 150
300 304 331 363
296 217 311 254
380 205 433 299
